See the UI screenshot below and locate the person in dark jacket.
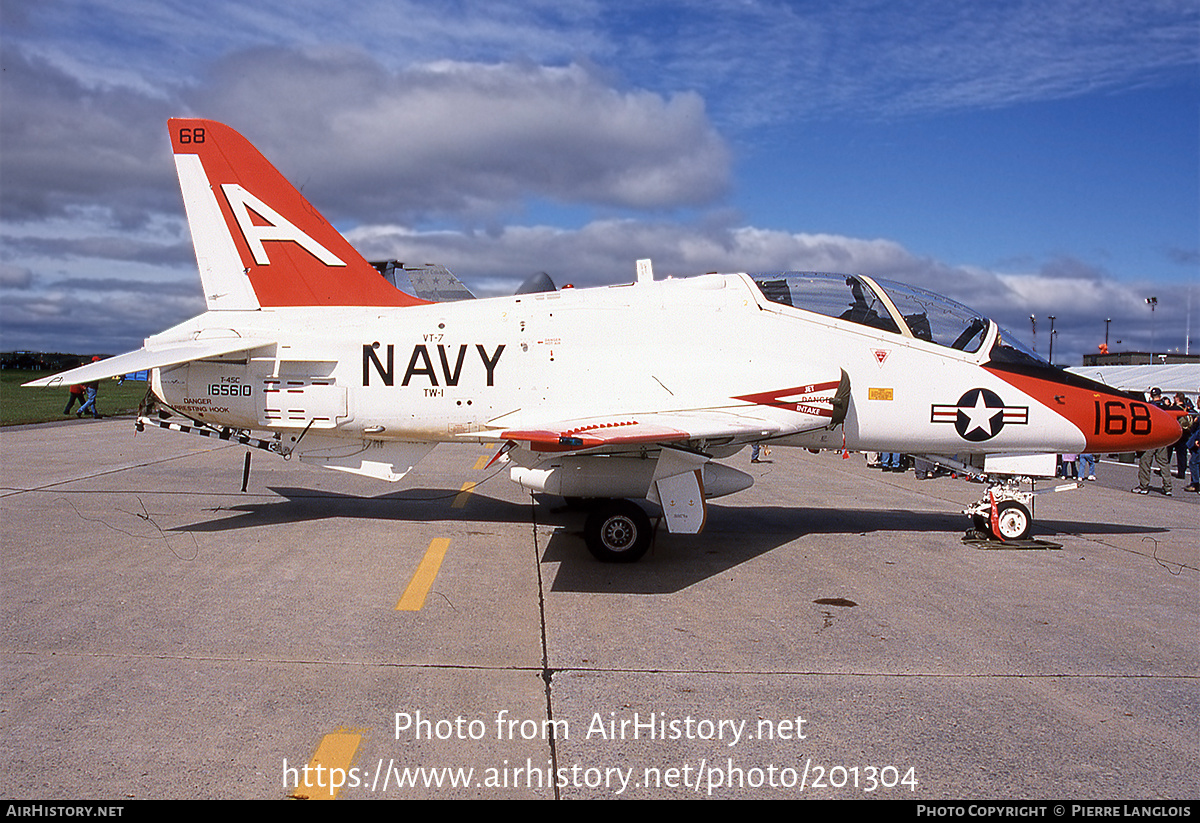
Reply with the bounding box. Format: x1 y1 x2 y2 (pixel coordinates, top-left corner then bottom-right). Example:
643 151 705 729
63 384 86 415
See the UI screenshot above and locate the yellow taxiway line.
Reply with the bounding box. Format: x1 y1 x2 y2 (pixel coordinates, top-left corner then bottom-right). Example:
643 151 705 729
395 537 452 611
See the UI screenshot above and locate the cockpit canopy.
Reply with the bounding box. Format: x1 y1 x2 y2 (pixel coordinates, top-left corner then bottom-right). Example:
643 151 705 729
749 272 1044 365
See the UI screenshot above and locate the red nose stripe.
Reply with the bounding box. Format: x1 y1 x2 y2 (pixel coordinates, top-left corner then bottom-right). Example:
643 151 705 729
985 366 1180 452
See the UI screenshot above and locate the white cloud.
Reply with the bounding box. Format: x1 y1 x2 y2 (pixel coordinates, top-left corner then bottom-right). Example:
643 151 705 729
0 51 175 224
1 39 730 223
187 52 731 218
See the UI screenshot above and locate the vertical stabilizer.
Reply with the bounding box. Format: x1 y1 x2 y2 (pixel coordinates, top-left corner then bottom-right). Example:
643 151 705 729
169 119 427 308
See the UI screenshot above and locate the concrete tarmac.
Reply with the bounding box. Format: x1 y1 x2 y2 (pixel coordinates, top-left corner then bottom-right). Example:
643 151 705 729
2 419 1196 799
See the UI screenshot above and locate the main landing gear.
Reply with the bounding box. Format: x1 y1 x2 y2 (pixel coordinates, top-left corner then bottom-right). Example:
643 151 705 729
582 499 654 563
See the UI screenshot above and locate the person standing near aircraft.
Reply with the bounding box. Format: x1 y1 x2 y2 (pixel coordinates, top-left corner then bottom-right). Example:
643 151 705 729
75 356 102 419
1060 453 1078 479
750 444 772 463
1184 390 1200 493
1184 419 1200 493
62 383 86 415
1133 388 1173 496
1170 392 1195 479
1078 453 1097 481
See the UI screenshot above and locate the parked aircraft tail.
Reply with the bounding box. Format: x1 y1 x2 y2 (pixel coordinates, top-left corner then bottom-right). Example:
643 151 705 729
169 118 427 310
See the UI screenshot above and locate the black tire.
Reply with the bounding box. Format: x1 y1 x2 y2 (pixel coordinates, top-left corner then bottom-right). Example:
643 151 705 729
584 500 652 562
991 500 1032 541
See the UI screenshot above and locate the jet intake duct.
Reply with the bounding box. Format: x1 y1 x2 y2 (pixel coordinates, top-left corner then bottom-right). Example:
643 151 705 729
830 369 851 427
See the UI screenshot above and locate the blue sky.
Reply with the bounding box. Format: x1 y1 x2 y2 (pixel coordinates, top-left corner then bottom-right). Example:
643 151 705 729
1 0 1196 365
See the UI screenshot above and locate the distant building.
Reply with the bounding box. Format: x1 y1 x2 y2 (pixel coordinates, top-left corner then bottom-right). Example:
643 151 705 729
1082 351 1200 366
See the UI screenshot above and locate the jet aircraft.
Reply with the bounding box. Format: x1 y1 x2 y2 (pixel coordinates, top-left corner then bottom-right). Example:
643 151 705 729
27 120 1182 561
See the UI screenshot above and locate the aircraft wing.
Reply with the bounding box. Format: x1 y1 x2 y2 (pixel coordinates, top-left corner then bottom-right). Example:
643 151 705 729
497 409 798 453
494 372 848 453
23 337 273 387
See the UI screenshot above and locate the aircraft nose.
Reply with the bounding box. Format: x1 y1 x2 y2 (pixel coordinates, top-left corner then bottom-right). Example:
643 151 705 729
1084 392 1181 453
984 362 1183 454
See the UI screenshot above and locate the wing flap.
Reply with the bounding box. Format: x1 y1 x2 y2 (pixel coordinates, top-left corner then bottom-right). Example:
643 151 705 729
501 419 689 452
497 410 788 453
23 337 272 387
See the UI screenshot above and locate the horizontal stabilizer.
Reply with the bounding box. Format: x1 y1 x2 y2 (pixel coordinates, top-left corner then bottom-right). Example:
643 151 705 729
23 337 272 387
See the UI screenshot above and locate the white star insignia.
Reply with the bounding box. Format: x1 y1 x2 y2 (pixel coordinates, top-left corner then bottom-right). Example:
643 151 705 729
959 391 999 437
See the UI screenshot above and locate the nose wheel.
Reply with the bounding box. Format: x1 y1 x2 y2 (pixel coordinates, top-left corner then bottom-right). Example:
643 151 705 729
965 488 1034 542
989 500 1032 541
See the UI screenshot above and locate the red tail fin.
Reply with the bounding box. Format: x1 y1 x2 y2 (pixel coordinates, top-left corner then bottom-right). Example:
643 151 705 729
169 118 427 308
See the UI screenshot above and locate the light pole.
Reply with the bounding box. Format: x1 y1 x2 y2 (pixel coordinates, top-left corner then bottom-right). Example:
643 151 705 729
1145 297 1157 362
1030 315 1037 354
1104 318 1111 348
1048 315 1057 365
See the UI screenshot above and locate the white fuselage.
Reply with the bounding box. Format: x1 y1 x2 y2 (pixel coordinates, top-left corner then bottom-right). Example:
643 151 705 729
151 272 1088 457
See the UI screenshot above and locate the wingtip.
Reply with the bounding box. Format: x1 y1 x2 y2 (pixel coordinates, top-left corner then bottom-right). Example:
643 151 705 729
22 376 63 388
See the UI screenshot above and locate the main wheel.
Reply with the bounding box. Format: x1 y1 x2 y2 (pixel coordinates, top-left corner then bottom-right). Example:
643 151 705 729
584 500 652 562
992 500 1032 541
